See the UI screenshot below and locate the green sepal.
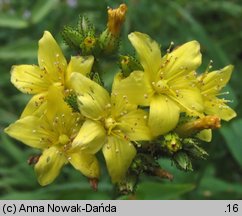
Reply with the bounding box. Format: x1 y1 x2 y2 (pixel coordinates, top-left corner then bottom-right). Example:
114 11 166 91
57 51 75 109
119 55 143 77
99 29 120 55
183 138 208 160
78 15 95 37
61 26 83 50
173 151 193 171
87 71 104 86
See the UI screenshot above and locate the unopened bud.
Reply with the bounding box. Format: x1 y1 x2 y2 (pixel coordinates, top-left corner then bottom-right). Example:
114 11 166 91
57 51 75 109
61 16 99 55
61 26 83 50
107 4 127 37
80 35 99 55
173 152 193 171
99 4 127 55
176 115 221 138
78 15 94 35
161 133 182 153
183 138 208 159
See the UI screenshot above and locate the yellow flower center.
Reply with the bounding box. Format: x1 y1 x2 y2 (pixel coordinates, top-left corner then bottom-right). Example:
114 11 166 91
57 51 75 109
58 134 70 145
104 117 117 134
83 36 96 48
153 79 169 94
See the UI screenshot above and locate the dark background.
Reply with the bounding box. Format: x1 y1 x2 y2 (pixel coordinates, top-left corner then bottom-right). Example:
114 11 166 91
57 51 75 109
0 0 241 199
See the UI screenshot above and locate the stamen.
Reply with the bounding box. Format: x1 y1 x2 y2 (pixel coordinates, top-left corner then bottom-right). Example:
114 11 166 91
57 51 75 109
205 59 213 73
166 41 174 53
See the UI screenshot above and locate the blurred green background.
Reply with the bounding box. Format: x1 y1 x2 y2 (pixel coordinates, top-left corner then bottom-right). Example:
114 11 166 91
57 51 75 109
0 0 242 200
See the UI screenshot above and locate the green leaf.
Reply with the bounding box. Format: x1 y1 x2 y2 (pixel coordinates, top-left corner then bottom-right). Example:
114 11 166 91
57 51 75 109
196 176 242 199
0 109 17 125
31 0 59 24
0 39 37 60
200 177 242 194
135 182 195 199
0 14 28 29
220 119 242 167
0 191 55 200
0 134 24 163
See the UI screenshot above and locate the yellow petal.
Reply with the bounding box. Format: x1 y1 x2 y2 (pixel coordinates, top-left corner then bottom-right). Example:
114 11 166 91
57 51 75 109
170 88 204 115
149 95 180 136
68 151 100 178
72 120 106 154
116 71 154 106
38 31 67 83
66 55 94 88
70 72 110 120
20 93 47 118
118 110 152 141
204 97 236 121
4 116 49 149
45 85 72 121
11 65 50 94
163 41 201 81
128 32 161 81
200 65 233 96
102 135 136 183
196 129 212 142
111 72 137 118
35 146 67 186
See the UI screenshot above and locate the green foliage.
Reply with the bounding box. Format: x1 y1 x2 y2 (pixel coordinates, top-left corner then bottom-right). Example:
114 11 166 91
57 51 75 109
135 182 195 200
220 119 242 167
0 0 242 200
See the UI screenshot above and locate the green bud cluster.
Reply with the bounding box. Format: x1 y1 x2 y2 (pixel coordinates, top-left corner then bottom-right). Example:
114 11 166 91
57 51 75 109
61 13 126 57
61 15 100 56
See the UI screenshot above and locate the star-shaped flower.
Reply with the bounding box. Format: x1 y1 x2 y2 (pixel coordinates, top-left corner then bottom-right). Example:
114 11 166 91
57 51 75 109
5 85 99 186
11 31 94 117
118 32 204 136
70 72 152 183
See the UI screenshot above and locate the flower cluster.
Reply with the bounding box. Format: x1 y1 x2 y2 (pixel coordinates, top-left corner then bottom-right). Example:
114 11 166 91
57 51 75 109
5 4 236 191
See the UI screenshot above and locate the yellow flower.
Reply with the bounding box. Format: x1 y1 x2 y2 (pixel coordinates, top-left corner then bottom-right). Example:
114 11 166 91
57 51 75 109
11 31 94 117
70 72 151 183
198 65 237 121
118 32 203 136
4 85 99 186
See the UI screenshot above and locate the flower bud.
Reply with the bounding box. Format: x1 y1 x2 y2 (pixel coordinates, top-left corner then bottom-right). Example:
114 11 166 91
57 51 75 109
183 138 208 159
107 4 127 37
80 35 98 55
99 4 127 55
78 15 94 35
62 16 99 55
161 133 182 153
173 152 193 171
176 115 221 138
61 26 83 50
